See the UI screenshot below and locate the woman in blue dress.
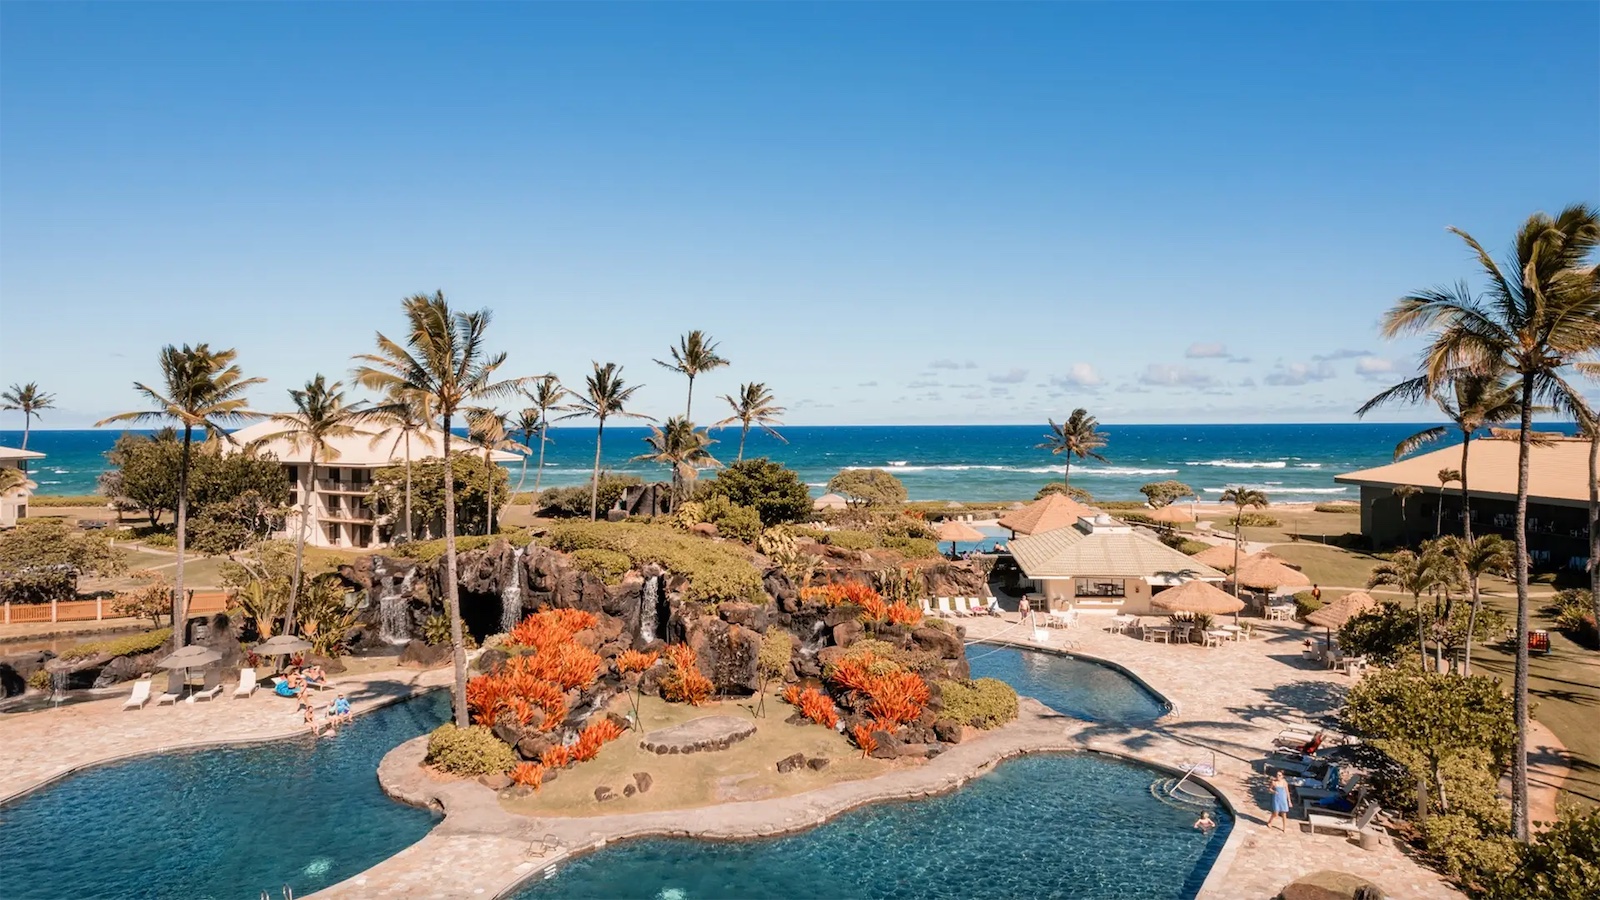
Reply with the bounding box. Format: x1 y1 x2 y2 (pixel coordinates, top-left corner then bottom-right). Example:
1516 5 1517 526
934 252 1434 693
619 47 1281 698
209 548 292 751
1267 770 1291 832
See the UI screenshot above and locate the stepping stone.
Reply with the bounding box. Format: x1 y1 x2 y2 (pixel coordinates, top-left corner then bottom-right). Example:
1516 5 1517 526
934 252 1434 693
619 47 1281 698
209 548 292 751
640 715 757 755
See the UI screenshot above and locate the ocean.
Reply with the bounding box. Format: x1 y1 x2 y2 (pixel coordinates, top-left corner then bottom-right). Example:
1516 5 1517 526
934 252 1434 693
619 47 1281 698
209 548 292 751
0 422 1527 504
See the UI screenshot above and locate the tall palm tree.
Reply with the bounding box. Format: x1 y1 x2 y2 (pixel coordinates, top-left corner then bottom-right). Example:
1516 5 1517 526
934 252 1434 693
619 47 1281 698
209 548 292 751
1392 484 1422 547
364 387 436 542
97 345 263 647
1357 370 1520 542
2 382 55 465
465 408 528 534
1579 407 1600 642
571 362 650 521
0 467 34 496
1435 468 1461 538
634 416 720 503
1435 534 1514 676
1035 409 1108 487
1218 487 1269 596
352 292 523 727
516 374 574 497
655 330 728 419
249 376 364 633
714 382 786 461
1367 547 1452 671
1379 204 1600 839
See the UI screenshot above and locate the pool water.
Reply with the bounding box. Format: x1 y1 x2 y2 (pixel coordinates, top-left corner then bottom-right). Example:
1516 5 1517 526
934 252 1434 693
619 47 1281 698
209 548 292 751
511 753 1230 900
968 644 1169 723
0 690 449 900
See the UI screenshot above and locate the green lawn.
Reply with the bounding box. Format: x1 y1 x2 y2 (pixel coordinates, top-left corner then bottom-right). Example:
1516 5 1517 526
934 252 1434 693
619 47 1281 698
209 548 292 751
1264 543 1381 590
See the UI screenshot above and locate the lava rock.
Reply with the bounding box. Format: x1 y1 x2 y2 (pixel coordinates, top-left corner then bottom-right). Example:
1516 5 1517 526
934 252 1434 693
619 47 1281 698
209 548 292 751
776 752 808 774
478 772 512 790
806 757 830 771
718 602 768 633
516 733 553 761
868 729 904 760
933 719 963 744
911 626 963 659
1280 871 1386 900
399 641 452 669
477 648 510 675
0 663 24 698
831 620 864 648
633 771 653 793
595 785 615 802
623 784 636 797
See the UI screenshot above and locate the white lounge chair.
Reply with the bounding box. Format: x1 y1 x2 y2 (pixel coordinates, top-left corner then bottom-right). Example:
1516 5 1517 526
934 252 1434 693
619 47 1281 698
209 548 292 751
191 684 223 702
1307 802 1382 837
156 671 183 706
233 667 258 699
122 679 152 711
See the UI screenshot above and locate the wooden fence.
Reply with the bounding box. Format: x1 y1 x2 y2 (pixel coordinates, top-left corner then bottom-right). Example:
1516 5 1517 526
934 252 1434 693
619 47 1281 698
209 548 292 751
2 591 230 626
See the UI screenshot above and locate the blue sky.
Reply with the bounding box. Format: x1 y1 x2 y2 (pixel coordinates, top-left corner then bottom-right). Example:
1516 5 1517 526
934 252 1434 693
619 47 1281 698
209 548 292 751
2 2 1596 428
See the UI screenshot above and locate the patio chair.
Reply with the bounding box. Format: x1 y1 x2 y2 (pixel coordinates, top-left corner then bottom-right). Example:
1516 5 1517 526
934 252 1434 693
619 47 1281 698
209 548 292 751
191 669 224 702
1300 779 1368 810
156 671 184 706
1307 802 1382 837
122 679 152 711
233 667 259 699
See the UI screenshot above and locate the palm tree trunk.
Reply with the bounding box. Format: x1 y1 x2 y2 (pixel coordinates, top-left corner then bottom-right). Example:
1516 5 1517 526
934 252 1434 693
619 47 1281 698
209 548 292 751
441 418 468 728
589 419 605 521
1589 431 1598 649
534 424 549 496
173 425 192 648
1062 458 1071 487
738 422 749 462
1231 505 1242 599
1416 590 1428 670
1465 575 1481 676
285 446 314 634
1460 433 1473 542
515 436 531 496
685 375 695 420
484 449 494 535
20 417 30 452
403 432 414 542
1510 377 1534 842
1436 489 1444 538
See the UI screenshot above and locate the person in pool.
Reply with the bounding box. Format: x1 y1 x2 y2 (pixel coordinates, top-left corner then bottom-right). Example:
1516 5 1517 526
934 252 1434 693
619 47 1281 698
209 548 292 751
1266 770 1291 832
1194 811 1215 832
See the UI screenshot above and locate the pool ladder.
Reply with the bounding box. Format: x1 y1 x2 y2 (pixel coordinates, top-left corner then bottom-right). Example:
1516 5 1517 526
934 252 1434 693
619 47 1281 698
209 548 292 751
260 887 293 900
1150 752 1218 809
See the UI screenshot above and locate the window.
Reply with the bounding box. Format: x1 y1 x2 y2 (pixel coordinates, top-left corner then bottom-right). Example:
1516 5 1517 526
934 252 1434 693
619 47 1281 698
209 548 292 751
1074 578 1126 598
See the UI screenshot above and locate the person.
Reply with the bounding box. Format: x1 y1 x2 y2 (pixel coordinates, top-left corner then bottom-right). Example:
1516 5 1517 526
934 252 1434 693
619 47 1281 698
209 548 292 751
1311 584 1322 604
332 693 352 725
1194 811 1215 832
301 700 323 737
304 665 329 689
1018 596 1031 623
1266 770 1291 832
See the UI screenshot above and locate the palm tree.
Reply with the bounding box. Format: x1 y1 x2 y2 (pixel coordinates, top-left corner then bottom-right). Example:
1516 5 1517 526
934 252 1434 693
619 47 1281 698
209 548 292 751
1435 468 1461 538
0 467 34 496
97 345 263 647
1367 547 1452 670
249 376 364 633
655 330 728 419
571 362 650 521
2 382 55 464
1378 205 1600 839
1357 370 1520 542
352 292 523 728
465 408 528 534
1218 487 1269 596
714 382 786 461
1579 408 1600 642
1035 409 1108 487
364 387 436 542
1392 484 1422 546
634 416 720 503
1435 534 1514 676
516 375 574 497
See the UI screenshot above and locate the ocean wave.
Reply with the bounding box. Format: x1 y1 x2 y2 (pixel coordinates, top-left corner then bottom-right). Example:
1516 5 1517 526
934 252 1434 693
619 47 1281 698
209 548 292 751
1186 460 1288 469
1071 466 1182 477
841 463 1178 476
1294 463 1323 469
1201 486 1348 495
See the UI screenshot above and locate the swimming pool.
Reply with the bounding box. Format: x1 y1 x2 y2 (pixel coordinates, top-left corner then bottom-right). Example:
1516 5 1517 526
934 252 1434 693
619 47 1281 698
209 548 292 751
968 644 1169 723
510 753 1229 900
0 689 449 900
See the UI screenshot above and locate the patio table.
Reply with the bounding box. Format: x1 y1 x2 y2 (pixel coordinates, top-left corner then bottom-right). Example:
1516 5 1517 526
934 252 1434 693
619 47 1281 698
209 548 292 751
1205 629 1232 647
1145 626 1172 644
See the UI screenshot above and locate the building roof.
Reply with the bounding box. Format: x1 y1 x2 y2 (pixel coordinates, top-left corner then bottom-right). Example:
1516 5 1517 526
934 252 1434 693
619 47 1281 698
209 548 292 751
1009 519 1226 583
813 492 848 510
1150 579 1245 615
229 420 519 466
996 493 1101 536
1335 435 1595 507
0 446 46 462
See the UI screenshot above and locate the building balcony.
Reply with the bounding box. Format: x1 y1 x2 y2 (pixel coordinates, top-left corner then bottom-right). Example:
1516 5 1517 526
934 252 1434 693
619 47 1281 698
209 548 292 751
318 506 375 523
314 479 374 494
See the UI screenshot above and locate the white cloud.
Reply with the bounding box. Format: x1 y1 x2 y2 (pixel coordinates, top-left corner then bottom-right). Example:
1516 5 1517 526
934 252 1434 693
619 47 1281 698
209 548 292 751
1265 361 1338 386
907 379 940 389
1354 357 1400 380
988 368 1029 384
857 381 878 388
1312 349 1368 362
930 359 977 370
1138 363 1215 388
1051 363 1102 388
1185 342 1228 359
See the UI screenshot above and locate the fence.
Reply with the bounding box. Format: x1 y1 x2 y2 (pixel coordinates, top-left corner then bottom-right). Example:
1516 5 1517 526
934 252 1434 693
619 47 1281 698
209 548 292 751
2 591 230 626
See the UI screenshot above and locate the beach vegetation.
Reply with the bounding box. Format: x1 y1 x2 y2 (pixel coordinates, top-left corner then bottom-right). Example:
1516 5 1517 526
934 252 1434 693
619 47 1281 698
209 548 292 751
1139 480 1195 508
937 678 1019 729
1313 502 1360 514
1545 589 1598 649
115 577 174 627
570 547 632 583
634 415 719 504
424 723 517 776
465 407 529 534
699 457 811 527
1035 408 1108 487
1435 534 1515 674
0 518 128 602
827 468 907 508
2 382 55 454
654 329 729 419
537 473 640 519
542 520 764 603
713 382 786 462
1035 481 1095 503
570 362 652 521
513 374 576 498
369 452 510 541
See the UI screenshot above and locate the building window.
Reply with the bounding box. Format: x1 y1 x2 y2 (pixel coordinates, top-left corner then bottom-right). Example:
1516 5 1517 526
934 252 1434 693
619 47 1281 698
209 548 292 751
286 465 298 483
1075 578 1126 598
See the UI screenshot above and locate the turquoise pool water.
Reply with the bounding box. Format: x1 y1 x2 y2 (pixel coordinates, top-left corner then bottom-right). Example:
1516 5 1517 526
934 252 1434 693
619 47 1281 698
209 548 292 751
0 690 449 900
968 644 1170 723
511 753 1230 900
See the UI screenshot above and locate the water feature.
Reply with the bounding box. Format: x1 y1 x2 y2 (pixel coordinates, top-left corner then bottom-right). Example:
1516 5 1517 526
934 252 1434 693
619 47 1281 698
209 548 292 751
638 575 660 644
500 546 526 633
968 644 1169 724
0 690 449 900
378 568 415 643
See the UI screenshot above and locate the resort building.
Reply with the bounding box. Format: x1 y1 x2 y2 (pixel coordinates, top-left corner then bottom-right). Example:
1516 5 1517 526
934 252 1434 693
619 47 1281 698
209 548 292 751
1007 514 1226 615
228 421 518 550
0 445 44 528
996 492 1101 538
1335 433 1596 570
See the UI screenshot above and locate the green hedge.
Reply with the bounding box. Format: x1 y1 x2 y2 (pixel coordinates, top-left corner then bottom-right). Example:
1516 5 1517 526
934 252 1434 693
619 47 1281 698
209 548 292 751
424 723 516 775
26 495 107 508
542 521 764 603
398 529 532 564
1228 513 1281 528
1313 503 1360 514
571 548 632 584
938 677 1019 729
1293 591 1324 619
807 529 939 560
60 628 171 661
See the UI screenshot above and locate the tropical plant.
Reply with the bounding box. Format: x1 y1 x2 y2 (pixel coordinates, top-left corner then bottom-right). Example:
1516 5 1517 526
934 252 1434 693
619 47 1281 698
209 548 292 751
364 386 437 543
1435 534 1515 675
1139 480 1195 508
296 574 360 658
97 345 263 647
1582 412 1600 639
634 416 719 504
700 458 812 527
0 467 32 496
655 329 729 418
1 382 54 458
714 382 786 461
1393 484 1422 546
827 468 907 508
1368 547 1453 670
368 452 508 539
571 362 650 521
352 291 524 728
515 374 574 497
1436 468 1462 537
1217 486 1268 595
1035 409 1108 486
1377 205 1600 839
465 408 528 534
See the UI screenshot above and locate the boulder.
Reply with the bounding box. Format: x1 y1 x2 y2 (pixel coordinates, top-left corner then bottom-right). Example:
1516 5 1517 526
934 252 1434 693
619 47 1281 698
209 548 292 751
516 733 553 761
815 646 848 673
303 652 347 675
911 626 963 659
806 757 830 771
681 616 761 695
776 752 808 774
868 728 904 760
633 771 653 794
718 602 768 632
623 784 636 797
492 719 523 747
763 568 798 611
399 641 452 669
594 785 615 802
0 650 52 683
478 772 512 790
1280 871 1386 900
477 648 510 675
0 663 24 698
933 719 963 744
831 620 864 648
91 653 160 688
690 523 718 539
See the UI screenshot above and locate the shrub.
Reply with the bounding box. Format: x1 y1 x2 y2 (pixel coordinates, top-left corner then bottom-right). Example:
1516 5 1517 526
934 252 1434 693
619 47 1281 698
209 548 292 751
699 458 813 527
1227 512 1280 528
571 717 626 762
1314 503 1360 514
569 548 632 583
399 530 532 564
661 643 713 705
862 670 931 725
540 745 572 769
26 669 51 691
881 536 939 559
1547 589 1598 649
24 494 106 507
796 687 839 728
1139 480 1195 508
617 648 660 674
712 504 762 544
1421 813 1521 889
421 613 478 650
1163 535 1213 555
59 628 171 661
826 530 878 551
1487 805 1600 899
542 521 764 603
827 469 907 507
509 762 546 790
938 678 1019 728
537 474 641 518
424 723 516 776
1293 590 1324 619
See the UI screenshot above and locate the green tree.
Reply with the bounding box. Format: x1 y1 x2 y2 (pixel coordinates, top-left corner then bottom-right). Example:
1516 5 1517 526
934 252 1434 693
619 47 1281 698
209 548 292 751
99 430 287 535
0 467 29 496
1035 482 1095 504
248 375 365 634
1436 468 1462 538
701 458 811 527
465 408 528 533
655 329 729 419
1393 483 1422 546
97 344 263 648
364 387 437 543
634 416 719 504
352 291 523 728
220 539 296 639
827 468 908 508
1 381 55 460
1368 546 1453 669
99 430 182 525
1340 601 1424 666
1379 205 1600 839
1035 409 1108 487
1139 480 1195 508
1489 806 1600 900
1218 486 1268 595
714 382 786 462
1435 534 1515 675
571 362 650 521
515 374 574 497
1581 411 1599 643
0 519 127 602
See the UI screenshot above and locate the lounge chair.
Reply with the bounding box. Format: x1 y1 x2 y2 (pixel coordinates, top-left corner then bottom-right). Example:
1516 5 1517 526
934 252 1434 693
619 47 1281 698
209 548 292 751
1307 802 1382 837
122 679 152 711
1301 783 1369 818
233 667 258 699
190 669 223 702
156 671 184 706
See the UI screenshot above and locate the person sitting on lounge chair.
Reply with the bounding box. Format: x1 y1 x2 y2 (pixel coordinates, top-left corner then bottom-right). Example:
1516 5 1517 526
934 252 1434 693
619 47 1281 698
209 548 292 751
303 666 329 689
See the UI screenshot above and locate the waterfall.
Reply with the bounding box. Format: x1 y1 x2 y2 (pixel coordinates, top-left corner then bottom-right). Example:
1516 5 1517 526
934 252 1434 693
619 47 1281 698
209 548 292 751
49 669 68 708
500 546 526 634
379 568 415 644
639 576 660 644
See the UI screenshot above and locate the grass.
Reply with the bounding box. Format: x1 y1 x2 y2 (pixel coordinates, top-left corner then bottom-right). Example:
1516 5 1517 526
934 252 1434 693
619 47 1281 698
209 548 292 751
1265 544 1382 589
1192 508 1366 545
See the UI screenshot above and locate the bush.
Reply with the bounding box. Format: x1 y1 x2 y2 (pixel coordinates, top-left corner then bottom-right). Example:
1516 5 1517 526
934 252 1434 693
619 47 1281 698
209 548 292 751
59 628 171 661
537 474 641 519
711 504 762 544
1314 503 1360 514
1487 805 1600 899
424 723 517 776
26 669 51 691
825 530 877 551
1547 589 1598 649
421 614 479 650
571 548 632 583
1421 813 1521 889
399 529 532 564
699 458 812 527
25 495 106 508
1293 590 1324 619
1228 512 1280 528
937 678 1019 729
542 521 764 603
1164 535 1213 555
827 469 907 507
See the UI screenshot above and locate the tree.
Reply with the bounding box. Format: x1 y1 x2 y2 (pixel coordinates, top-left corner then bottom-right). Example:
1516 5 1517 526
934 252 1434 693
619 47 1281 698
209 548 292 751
465 408 528 534
1436 468 1462 538
1368 547 1453 670
1036 482 1094 504
1 382 55 460
364 387 437 543
655 330 728 419
714 382 786 462
634 416 719 504
1435 534 1514 676
1139 480 1195 508
827 469 907 508
1379 205 1600 839
0 519 127 602
98 430 287 536
701 458 812 527
1393 484 1422 546
352 291 523 728
1218 486 1268 596
571 362 649 521
368 453 509 538
97 344 263 648
1036 409 1108 487
0 467 29 496
1358 370 1520 541
516 374 574 498
1581 411 1600 647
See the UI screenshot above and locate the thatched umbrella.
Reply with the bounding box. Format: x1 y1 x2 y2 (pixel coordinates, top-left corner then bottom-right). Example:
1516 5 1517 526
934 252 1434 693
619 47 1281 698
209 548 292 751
1146 505 1195 524
1305 590 1378 640
1150 580 1245 616
936 519 987 556
1234 555 1312 592
1190 543 1240 571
